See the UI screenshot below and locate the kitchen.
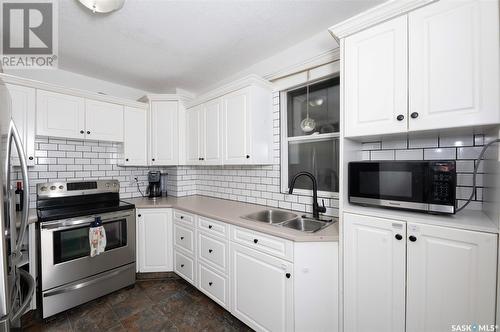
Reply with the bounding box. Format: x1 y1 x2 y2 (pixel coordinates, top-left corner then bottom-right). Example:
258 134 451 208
0 0 499 331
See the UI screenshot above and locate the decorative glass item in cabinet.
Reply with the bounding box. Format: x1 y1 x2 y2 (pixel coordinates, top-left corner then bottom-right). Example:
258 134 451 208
287 77 340 137
288 138 339 193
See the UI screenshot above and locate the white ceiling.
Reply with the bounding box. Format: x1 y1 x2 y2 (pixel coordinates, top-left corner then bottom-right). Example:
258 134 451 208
59 0 383 94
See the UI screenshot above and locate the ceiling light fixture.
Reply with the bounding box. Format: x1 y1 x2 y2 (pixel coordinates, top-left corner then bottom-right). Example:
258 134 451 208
77 0 125 14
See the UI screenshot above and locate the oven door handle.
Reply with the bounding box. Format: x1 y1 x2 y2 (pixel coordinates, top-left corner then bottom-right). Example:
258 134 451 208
40 211 132 231
43 264 132 298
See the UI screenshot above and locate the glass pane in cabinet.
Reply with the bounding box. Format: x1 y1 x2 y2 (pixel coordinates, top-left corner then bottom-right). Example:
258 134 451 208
287 77 340 137
288 138 339 192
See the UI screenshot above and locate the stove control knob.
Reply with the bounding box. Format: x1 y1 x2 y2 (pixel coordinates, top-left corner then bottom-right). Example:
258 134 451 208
41 186 47 192
50 186 56 190
59 185 64 190
106 183 110 188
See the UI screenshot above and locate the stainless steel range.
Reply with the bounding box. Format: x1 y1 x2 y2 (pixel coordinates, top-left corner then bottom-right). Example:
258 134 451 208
36 180 136 318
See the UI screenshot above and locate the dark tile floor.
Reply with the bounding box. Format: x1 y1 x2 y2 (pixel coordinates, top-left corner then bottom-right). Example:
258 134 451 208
22 275 253 332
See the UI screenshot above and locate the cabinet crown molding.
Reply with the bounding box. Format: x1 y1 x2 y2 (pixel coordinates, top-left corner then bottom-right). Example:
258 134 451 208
0 73 148 109
186 74 272 108
328 0 437 41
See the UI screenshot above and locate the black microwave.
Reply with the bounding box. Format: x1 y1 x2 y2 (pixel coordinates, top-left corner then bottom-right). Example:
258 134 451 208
348 161 457 214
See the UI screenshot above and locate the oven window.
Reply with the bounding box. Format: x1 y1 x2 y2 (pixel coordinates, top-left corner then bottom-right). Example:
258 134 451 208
359 171 413 198
53 219 127 264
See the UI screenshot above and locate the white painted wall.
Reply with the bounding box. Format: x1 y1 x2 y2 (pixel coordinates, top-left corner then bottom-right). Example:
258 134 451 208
4 68 150 100
198 31 338 95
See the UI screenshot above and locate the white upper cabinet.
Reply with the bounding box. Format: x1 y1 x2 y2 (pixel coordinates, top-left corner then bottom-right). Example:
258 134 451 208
344 16 408 137
6 84 36 166
150 100 179 166
185 105 202 165
85 99 124 142
122 106 148 166
338 0 500 137
344 213 406 332
408 0 500 130
202 98 223 165
223 88 251 164
406 223 497 332
36 90 85 140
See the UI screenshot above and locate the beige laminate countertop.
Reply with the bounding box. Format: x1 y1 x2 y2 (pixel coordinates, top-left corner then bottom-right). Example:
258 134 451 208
125 195 339 242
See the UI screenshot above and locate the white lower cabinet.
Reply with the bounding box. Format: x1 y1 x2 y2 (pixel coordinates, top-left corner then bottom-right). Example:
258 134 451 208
344 212 498 332
230 243 294 332
146 209 337 331
136 209 173 272
406 222 497 332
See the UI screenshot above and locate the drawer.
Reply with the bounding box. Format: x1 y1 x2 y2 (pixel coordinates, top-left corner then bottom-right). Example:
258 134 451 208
198 263 229 309
173 210 195 227
198 232 229 273
174 250 195 285
198 216 229 239
174 224 194 254
231 226 294 261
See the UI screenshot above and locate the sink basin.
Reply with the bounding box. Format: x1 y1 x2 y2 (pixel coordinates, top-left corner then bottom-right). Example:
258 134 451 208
281 217 331 233
242 210 298 224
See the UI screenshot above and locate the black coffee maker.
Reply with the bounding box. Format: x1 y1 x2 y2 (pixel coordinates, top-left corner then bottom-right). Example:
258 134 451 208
146 171 162 198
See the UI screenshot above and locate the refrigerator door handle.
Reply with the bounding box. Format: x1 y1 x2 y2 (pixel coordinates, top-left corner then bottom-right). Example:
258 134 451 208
9 269 34 322
5 120 30 259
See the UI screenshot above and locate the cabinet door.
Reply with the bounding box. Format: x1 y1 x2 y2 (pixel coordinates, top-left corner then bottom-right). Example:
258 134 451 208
123 106 148 166
406 223 497 332
344 15 408 137
230 243 293 332
408 0 499 131
223 88 251 164
6 84 36 166
137 209 173 272
85 99 124 142
150 101 178 165
36 90 85 140
343 213 406 332
185 105 201 165
203 98 223 165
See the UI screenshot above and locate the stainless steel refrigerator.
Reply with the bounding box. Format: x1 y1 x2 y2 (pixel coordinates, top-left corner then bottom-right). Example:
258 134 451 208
0 74 35 330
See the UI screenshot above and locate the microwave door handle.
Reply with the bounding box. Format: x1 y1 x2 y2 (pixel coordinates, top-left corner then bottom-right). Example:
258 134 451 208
7 120 30 257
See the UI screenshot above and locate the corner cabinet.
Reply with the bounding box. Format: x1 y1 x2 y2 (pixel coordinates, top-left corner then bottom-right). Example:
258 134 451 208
6 84 36 166
185 77 273 166
338 0 500 137
149 100 179 166
136 209 173 273
343 212 497 332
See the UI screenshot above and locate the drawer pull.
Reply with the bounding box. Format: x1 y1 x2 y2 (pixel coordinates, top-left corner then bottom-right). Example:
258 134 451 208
208 225 213 229
209 282 213 286
180 264 184 268
253 239 258 244
208 249 213 253
180 216 184 219
180 236 184 240
285 273 291 279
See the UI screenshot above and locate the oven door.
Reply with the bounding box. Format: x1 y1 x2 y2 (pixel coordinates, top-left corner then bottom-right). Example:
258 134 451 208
40 210 135 291
348 162 428 210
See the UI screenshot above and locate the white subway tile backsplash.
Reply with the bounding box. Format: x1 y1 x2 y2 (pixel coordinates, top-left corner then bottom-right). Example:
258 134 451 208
395 149 423 160
370 150 395 160
382 139 407 150
424 148 456 160
439 134 474 148
409 136 438 148
457 146 483 160
362 142 381 150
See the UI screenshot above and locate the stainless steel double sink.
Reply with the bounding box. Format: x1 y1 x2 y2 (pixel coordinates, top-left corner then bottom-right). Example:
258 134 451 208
241 209 336 233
